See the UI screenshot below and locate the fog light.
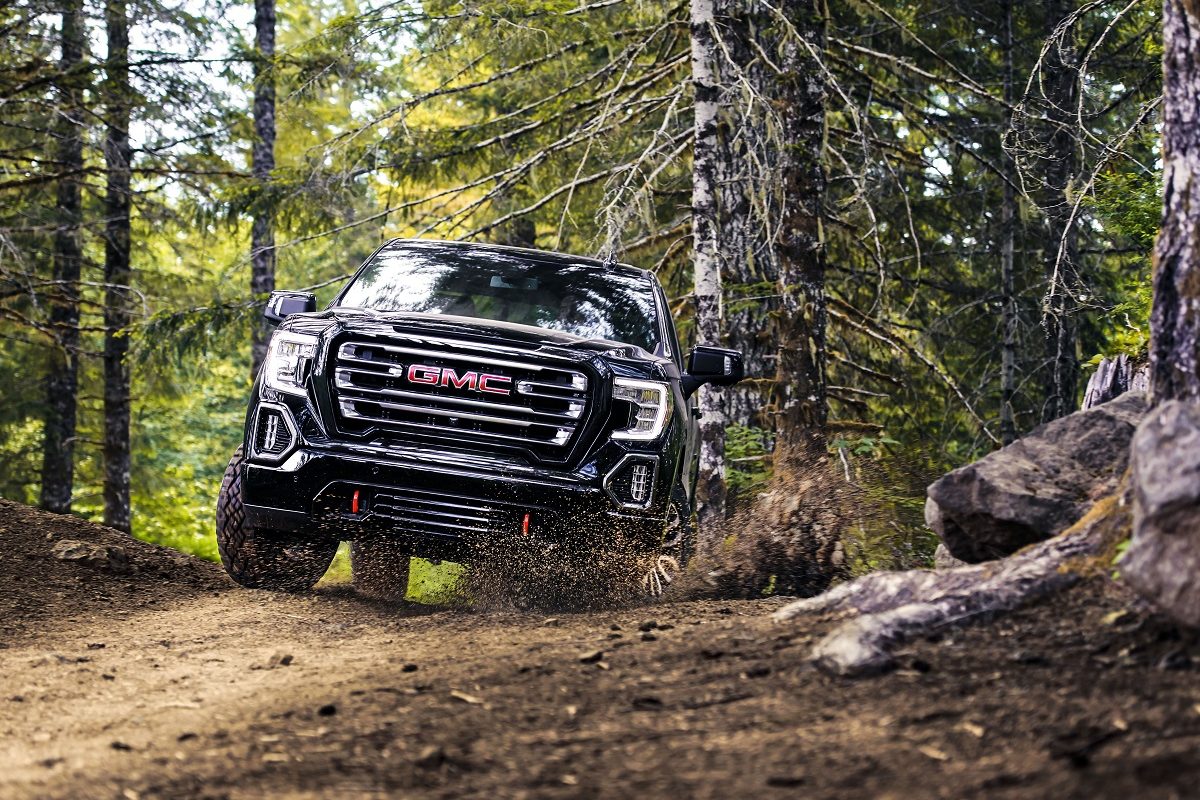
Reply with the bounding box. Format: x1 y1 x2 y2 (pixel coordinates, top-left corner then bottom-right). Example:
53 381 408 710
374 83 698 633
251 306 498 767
603 455 659 509
251 403 299 463
630 464 651 502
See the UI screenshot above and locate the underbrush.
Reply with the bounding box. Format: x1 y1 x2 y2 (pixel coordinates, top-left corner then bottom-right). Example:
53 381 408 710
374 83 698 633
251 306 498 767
699 434 936 599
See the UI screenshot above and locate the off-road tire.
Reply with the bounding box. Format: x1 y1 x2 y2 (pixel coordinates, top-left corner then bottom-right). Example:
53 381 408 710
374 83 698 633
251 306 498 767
663 484 698 568
350 539 412 601
216 446 337 592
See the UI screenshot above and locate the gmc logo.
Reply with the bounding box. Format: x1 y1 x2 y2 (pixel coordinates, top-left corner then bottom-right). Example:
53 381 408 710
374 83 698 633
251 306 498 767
406 364 512 396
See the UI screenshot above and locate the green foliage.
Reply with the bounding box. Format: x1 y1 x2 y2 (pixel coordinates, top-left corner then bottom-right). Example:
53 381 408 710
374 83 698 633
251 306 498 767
724 425 774 499
1086 167 1160 363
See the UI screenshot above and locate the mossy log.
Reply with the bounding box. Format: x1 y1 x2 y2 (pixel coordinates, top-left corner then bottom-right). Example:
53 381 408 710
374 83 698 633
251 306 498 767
773 492 1131 676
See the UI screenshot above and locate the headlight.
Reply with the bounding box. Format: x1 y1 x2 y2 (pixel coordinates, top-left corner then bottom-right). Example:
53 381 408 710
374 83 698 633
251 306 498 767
262 331 318 396
611 378 671 441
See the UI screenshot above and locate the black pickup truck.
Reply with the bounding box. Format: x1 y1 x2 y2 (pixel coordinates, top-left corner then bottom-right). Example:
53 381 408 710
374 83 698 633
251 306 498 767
216 239 743 600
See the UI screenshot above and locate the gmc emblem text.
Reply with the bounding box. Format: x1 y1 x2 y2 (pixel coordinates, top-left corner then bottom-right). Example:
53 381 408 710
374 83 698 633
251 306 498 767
406 364 512 395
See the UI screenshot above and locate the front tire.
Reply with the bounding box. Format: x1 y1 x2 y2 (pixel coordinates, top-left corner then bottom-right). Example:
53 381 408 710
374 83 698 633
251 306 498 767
350 539 412 601
216 446 337 592
643 486 697 597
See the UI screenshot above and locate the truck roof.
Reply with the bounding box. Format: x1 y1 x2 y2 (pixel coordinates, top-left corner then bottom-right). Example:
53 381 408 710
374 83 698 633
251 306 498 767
380 238 653 282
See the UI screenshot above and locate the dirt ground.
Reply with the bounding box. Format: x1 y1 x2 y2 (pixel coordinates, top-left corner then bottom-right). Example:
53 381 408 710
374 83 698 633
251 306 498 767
2 500 1200 800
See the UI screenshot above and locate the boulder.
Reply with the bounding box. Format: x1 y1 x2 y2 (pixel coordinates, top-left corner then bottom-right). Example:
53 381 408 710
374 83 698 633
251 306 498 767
927 391 1148 563
50 539 131 574
1122 400 1200 627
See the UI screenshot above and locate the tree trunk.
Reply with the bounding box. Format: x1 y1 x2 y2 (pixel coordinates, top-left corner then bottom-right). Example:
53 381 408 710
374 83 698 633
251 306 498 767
690 0 729 535
1000 0 1018 445
250 0 277 379
103 0 133 533
771 0 828 467
1150 0 1200 404
1082 355 1149 410
40 0 85 514
1039 0 1080 422
718 2 776 435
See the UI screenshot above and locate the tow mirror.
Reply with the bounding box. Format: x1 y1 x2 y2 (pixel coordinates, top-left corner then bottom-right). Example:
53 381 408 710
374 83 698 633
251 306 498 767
682 345 744 397
263 291 316 325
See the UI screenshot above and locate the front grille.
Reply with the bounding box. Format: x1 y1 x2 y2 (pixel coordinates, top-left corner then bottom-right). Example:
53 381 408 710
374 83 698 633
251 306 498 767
368 487 519 538
330 338 591 461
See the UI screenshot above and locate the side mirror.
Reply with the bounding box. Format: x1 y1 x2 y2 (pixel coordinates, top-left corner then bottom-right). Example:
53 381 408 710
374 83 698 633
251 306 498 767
263 291 316 325
682 345 744 397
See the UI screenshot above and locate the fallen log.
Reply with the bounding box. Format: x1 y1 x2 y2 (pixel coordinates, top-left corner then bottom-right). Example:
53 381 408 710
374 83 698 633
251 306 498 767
774 491 1131 677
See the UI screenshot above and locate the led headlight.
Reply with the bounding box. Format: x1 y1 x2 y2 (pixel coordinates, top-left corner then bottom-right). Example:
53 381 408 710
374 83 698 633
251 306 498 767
611 378 671 441
262 331 318 396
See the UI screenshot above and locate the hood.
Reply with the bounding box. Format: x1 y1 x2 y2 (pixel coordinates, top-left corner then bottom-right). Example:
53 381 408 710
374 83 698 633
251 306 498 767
281 309 671 369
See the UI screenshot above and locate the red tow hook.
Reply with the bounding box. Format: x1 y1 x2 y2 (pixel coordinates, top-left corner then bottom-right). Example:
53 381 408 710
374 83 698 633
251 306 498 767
522 512 531 536
351 489 361 515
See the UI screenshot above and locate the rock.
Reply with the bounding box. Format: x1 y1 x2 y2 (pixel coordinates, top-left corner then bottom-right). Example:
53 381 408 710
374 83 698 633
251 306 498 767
261 652 293 669
578 649 604 664
50 539 130 574
1123 400 1200 627
317 703 337 716
415 745 446 769
933 543 967 569
449 690 484 705
927 391 1147 562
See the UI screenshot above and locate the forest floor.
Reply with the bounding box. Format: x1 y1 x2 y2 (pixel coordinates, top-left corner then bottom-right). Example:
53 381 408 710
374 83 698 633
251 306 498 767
3 500 1200 800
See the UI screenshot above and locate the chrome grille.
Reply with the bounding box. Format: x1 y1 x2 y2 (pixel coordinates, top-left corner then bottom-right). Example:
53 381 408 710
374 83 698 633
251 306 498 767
331 339 590 459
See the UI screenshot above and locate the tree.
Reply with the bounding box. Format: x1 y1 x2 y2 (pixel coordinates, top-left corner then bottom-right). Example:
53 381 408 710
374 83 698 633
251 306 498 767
103 0 134 532
1038 0 1081 422
250 0 277 377
770 0 828 466
40 0 85 514
690 0 728 533
999 0 1019 445
1150 0 1200 403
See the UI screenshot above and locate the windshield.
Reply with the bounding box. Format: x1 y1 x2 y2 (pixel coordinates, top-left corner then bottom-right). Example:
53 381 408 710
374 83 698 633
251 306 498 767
336 245 661 351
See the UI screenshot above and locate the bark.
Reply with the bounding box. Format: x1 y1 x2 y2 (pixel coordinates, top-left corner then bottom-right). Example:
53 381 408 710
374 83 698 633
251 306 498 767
1150 0 1200 404
719 2 777 432
690 0 729 534
1039 0 1080 422
250 0 277 378
40 0 85 514
1000 0 1018 445
775 492 1128 677
103 0 133 533
771 0 828 467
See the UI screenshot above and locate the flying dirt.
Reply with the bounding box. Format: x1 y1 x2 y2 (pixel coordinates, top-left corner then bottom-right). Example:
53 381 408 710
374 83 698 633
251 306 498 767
3 499 1200 800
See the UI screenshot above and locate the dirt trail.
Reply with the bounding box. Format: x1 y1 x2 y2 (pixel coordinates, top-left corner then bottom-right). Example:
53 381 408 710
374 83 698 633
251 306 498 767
3 500 1200 800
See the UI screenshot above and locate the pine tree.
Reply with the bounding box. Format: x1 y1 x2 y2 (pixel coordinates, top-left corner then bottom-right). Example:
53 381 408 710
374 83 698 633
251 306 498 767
250 0 277 377
40 0 86 514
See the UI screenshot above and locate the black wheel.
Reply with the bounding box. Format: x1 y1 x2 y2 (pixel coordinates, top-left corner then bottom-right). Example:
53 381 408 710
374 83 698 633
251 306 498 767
216 446 337 592
663 485 698 568
350 539 411 601
643 485 697 597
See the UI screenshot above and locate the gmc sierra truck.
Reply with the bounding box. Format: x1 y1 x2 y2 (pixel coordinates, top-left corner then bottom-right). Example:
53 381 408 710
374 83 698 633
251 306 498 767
216 239 743 600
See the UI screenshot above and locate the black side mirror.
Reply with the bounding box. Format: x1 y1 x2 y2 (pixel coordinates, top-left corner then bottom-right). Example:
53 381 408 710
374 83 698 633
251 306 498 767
263 291 316 325
682 345 745 397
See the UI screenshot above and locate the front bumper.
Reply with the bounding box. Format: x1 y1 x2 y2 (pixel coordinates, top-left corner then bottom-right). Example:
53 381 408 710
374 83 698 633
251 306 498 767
241 439 673 562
